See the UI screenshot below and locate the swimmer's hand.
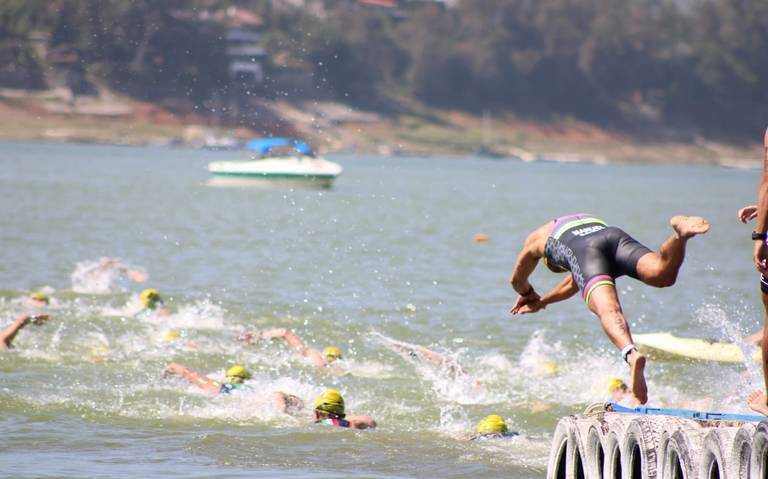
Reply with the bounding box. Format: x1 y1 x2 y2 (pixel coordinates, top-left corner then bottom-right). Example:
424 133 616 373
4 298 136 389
237 331 258 344
28 314 49 325
510 292 542 315
162 362 185 378
127 270 146 282
237 328 286 343
754 242 768 276
739 205 758 223
513 301 546 314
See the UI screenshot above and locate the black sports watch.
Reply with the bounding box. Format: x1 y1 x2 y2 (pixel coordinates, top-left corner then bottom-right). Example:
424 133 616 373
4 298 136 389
753 231 767 240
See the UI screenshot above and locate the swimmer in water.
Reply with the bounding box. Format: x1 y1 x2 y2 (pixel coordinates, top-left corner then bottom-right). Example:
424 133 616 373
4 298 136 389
162 362 303 411
606 376 640 407
0 314 50 351
313 389 376 430
379 335 468 379
71 257 146 293
238 328 342 368
605 376 712 410
129 288 171 317
469 414 518 441
510 214 709 405
25 292 50 308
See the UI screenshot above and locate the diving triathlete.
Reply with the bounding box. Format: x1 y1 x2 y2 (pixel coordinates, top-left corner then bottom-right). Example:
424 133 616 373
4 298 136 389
0 314 50 351
738 127 768 416
238 328 342 368
313 389 376 430
470 414 518 440
510 214 710 404
163 362 303 411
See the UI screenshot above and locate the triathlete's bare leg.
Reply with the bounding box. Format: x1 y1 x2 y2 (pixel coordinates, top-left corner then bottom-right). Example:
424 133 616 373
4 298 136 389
635 216 710 287
588 285 647 404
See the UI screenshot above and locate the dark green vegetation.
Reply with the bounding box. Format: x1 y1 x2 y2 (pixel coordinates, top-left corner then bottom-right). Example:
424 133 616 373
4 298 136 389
2 0 766 140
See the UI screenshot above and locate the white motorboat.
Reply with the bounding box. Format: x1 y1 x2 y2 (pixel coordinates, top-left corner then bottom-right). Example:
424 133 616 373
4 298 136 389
207 138 342 188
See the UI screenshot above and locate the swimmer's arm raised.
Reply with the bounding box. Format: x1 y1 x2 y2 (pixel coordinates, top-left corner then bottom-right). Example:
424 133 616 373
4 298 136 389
0 314 48 350
164 362 222 393
281 330 326 367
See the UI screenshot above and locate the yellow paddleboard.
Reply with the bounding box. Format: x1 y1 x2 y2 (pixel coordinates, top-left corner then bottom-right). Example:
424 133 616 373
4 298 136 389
633 332 761 363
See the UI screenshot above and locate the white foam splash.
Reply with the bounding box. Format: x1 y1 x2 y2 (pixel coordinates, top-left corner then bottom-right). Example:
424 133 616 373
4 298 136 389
70 257 147 294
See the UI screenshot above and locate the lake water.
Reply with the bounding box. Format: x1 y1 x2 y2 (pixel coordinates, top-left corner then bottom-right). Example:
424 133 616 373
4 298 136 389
0 141 761 478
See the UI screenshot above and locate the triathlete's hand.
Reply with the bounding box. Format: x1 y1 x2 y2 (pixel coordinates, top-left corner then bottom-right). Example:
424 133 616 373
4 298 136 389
754 241 768 276
515 301 546 314
162 363 184 378
29 314 49 325
739 205 758 223
511 292 541 315
127 270 146 282
237 331 257 343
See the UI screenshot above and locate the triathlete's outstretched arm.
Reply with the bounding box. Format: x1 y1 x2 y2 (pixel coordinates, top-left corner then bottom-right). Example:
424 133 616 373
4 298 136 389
510 223 549 294
247 328 326 367
164 362 222 393
540 275 580 306
513 275 579 314
510 223 551 313
0 315 48 351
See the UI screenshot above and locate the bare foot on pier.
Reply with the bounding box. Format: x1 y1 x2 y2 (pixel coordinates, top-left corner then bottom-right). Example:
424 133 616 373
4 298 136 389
628 350 647 405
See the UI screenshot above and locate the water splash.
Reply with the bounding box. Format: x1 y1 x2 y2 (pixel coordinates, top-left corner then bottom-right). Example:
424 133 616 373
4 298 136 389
70 257 147 294
372 331 496 404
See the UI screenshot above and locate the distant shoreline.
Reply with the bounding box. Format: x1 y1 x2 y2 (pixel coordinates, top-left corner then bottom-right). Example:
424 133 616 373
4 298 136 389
0 91 760 169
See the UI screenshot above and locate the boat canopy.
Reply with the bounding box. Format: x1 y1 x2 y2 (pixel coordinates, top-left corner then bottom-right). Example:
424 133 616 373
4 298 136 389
245 137 314 156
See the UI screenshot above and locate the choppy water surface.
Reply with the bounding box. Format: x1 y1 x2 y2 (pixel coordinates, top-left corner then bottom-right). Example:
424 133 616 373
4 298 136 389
0 141 760 478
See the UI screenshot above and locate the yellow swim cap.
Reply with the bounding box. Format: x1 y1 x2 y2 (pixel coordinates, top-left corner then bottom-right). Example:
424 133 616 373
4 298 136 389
314 389 345 417
225 365 251 384
91 344 110 355
30 292 49 304
140 288 162 309
542 361 558 375
160 330 180 343
477 414 508 434
607 376 627 393
323 346 342 363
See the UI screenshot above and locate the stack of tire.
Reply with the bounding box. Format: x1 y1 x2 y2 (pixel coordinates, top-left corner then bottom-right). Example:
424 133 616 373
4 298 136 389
547 405 767 478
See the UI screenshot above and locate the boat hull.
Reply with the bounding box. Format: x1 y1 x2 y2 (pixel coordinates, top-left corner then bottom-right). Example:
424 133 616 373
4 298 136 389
207 156 342 188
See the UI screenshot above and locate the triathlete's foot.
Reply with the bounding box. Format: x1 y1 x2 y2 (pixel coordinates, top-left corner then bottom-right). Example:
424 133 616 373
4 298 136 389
747 390 768 416
627 350 648 404
670 216 710 239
